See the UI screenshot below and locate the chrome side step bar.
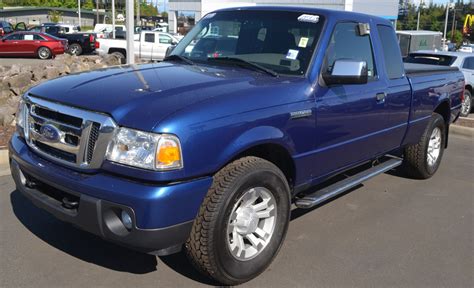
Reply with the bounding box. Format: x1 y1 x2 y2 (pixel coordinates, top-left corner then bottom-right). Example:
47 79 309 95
295 158 403 209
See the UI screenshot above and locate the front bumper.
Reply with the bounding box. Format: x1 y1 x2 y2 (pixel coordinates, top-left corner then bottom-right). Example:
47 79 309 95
9 134 213 254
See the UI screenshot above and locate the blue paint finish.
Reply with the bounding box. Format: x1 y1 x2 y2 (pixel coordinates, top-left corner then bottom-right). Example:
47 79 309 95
9 135 213 229
14 7 464 234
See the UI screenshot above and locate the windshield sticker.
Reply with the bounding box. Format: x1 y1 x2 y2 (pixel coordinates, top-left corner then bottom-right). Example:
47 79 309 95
298 14 320 23
298 37 309 48
286 49 299 60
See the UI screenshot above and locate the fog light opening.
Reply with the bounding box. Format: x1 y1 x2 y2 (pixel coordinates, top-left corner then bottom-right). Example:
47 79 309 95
121 210 133 230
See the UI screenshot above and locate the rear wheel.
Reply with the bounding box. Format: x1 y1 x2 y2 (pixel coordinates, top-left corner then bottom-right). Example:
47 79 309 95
111 51 126 64
460 89 472 117
68 43 82 56
402 113 446 179
37 47 51 60
186 157 290 285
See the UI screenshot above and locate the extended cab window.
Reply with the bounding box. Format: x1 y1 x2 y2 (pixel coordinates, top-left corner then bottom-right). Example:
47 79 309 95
171 10 325 76
323 22 377 79
144 33 155 43
463 57 474 70
377 25 404 79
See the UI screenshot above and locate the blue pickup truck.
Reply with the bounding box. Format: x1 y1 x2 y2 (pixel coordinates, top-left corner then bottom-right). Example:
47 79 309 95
9 7 463 285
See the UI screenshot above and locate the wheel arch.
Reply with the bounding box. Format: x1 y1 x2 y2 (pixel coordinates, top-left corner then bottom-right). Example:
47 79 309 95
216 126 296 190
433 100 450 148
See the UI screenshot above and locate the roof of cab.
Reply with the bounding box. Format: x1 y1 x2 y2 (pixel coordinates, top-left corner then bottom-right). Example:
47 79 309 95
211 6 392 26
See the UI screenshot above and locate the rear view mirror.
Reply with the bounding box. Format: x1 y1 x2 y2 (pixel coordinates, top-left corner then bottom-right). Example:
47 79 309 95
322 60 368 86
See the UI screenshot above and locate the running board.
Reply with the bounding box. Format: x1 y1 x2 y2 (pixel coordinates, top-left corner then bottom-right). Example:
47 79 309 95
295 158 402 209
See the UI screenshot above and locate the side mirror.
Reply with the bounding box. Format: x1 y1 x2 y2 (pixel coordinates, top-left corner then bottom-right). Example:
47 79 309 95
171 40 178 45
165 45 176 57
322 60 368 86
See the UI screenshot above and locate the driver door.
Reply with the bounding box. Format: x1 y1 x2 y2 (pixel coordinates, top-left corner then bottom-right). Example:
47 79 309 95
0 33 25 56
312 22 391 177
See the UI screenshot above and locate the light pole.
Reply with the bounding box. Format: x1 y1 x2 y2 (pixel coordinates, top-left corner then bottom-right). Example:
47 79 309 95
443 2 454 49
126 0 135 64
112 0 116 38
78 0 82 27
416 0 424 30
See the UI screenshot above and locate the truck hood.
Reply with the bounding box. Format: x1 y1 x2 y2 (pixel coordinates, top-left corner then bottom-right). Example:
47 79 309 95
28 62 289 131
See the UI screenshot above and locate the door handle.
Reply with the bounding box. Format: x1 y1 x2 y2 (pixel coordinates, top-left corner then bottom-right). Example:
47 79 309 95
376 92 386 103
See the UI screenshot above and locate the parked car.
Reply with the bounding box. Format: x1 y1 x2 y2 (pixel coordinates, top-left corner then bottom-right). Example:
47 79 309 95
0 31 67 59
0 21 14 37
9 7 463 285
96 31 179 62
405 51 473 117
28 24 96 55
458 45 474 53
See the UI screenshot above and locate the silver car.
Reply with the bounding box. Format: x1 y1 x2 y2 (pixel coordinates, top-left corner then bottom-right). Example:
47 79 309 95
406 51 474 117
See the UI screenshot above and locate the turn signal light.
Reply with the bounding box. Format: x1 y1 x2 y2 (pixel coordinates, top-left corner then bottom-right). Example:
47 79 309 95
157 145 181 166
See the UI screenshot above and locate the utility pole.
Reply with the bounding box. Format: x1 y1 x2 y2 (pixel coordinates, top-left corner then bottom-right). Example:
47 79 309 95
126 0 135 64
78 0 82 27
95 0 99 24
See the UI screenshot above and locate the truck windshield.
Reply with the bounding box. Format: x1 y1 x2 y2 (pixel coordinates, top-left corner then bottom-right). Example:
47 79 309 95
170 10 325 76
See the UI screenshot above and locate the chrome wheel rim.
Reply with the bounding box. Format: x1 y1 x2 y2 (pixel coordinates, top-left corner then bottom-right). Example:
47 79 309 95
70 45 79 55
427 127 442 167
461 94 471 116
227 187 277 261
39 48 49 59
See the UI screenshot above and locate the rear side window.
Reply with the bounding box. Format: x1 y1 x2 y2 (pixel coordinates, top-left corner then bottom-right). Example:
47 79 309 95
144 33 155 43
323 22 377 79
463 57 474 70
377 25 404 79
5 33 23 40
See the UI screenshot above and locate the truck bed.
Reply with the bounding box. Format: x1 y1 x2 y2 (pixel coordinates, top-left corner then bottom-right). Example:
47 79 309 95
404 63 459 76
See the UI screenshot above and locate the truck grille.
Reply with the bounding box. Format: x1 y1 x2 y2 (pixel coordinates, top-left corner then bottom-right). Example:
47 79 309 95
24 95 117 170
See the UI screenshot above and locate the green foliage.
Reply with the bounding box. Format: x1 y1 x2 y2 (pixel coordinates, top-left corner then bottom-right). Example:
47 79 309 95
139 2 159 17
83 0 94 10
448 30 463 46
161 12 168 19
48 10 62 23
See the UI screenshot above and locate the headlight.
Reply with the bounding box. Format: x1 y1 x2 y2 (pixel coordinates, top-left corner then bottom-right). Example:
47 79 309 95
16 99 29 139
106 127 183 171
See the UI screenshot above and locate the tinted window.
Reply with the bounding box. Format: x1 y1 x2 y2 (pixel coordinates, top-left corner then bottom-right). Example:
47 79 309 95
324 22 377 79
144 33 155 43
463 57 474 70
159 34 172 44
377 25 404 79
404 54 457 66
5 34 23 40
172 10 325 76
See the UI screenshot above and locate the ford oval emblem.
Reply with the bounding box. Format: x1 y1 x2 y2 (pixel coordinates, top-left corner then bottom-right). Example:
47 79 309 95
40 124 61 143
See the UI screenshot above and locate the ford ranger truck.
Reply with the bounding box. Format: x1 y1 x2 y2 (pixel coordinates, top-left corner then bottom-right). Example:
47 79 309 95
9 7 463 285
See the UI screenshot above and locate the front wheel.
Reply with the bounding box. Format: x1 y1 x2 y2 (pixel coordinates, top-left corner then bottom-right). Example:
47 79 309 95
460 89 472 117
402 113 446 179
37 47 51 59
186 157 290 285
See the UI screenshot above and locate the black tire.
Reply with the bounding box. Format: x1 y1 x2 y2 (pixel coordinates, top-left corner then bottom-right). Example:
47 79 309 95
111 51 126 64
460 89 472 117
402 113 446 179
68 43 83 56
185 156 291 285
37 47 51 60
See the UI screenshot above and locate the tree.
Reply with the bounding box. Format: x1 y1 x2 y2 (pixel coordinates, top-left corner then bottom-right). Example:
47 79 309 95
48 10 62 23
83 0 94 10
161 11 168 19
448 30 463 46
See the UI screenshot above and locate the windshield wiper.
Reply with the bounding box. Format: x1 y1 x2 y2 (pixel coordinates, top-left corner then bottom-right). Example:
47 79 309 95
163 54 195 65
208 57 279 77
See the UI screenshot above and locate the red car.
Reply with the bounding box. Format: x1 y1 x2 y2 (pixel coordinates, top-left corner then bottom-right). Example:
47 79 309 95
0 31 67 59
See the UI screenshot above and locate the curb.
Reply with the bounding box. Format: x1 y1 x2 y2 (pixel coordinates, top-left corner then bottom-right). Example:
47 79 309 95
0 149 9 177
450 124 474 138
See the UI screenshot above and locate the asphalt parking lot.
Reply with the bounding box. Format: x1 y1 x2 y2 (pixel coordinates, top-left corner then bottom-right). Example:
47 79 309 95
0 134 472 288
